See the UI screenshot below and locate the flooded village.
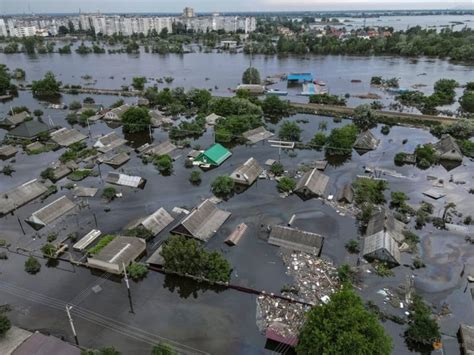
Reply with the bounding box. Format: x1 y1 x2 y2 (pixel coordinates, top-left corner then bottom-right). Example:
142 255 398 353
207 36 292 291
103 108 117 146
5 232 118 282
0 47 473 354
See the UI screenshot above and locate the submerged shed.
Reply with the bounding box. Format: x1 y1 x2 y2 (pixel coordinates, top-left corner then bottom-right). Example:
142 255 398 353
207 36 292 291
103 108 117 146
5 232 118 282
194 143 232 167
243 126 274 144
127 207 174 236
230 157 263 186
337 184 354 204
314 160 328 171
149 110 173 127
50 127 87 147
353 130 380 152
363 231 401 266
268 225 324 256
106 172 146 188
433 134 463 162
0 179 48 216
0 145 18 159
87 236 146 274
295 168 330 199
94 132 127 153
27 196 76 229
73 186 98 198
171 199 231 242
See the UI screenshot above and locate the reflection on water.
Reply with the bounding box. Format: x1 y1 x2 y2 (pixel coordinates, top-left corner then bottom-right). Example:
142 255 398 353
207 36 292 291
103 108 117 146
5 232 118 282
163 274 227 299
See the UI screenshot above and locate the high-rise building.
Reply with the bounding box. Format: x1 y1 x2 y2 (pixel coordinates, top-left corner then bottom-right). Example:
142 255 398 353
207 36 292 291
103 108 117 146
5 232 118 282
182 7 195 18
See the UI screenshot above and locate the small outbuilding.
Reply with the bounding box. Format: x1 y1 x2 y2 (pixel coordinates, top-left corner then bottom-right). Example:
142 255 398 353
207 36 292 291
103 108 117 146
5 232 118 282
0 145 18 159
230 157 263 186
268 225 324 256
337 184 354 204
127 207 174 236
7 120 50 140
87 236 146 274
243 126 274 144
171 199 231 242
50 127 87 147
73 186 98 198
295 168 330 199
0 179 48 216
353 130 380 152
194 143 232 167
27 196 76 229
363 231 401 266
433 134 463 162
106 172 146 188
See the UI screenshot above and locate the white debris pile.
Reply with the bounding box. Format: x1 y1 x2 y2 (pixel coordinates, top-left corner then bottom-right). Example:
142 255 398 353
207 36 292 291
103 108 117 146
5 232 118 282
256 252 340 335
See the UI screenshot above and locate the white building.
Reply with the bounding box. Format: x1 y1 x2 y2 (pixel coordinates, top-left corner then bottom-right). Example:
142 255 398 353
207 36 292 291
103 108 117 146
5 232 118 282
0 19 7 37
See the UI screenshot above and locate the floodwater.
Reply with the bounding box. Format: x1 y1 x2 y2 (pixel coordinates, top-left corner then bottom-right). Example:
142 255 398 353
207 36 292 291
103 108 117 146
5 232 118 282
1 51 473 112
0 55 473 354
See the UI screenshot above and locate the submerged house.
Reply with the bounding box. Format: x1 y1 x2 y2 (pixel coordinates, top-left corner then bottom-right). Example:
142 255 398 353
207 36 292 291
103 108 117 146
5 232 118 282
103 104 130 121
94 132 127 153
295 168 330 199
87 236 146 274
0 179 48 216
98 152 130 168
126 207 174 236
433 134 463 162
242 126 274 144
26 196 76 229
171 199 231 242
138 140 177 157
0 111 30 128
106 172 146 188
459 323 474 355
268 225 324 256
6 120 50 140
0 145 18 159
337 183 354 204
230 157 263 186
287 72 313 84
353 130 380 152
50 127 87 147
194 143 232 167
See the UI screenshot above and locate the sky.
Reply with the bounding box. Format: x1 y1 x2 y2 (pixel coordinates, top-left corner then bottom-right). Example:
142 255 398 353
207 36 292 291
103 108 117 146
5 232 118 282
0 0 472 14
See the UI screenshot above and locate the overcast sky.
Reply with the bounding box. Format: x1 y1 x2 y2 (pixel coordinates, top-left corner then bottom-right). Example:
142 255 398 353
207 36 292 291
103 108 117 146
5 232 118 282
0 0 471 14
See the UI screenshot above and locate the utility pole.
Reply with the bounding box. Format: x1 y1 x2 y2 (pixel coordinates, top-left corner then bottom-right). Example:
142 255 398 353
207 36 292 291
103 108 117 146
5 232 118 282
122 263 134 314
65 305 79 345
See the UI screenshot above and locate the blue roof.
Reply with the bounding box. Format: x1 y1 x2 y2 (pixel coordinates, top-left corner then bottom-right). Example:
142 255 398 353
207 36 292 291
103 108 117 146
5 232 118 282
287 73 313 81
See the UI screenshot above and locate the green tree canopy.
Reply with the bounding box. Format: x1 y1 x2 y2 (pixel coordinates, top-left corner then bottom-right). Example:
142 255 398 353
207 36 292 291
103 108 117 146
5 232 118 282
404 294 440 351
31 71 61 99
208 97 263 117
459 91 474 113
297 288 392 355
278 121 302 141
325 124 358 156
261 95 290 118
353 104 378 130
242 67 261 84
211 176 235 197
121 107 151 133
0 313 11 336
132 77 147 91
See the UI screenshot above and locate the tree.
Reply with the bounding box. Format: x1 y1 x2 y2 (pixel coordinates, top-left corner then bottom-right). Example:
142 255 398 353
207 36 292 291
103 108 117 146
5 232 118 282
297 287 392 355
151 343 176 355
126 262 148 281
404 294 440 351
153 155 173 175
189 170 202 185
310 132 327 150
69 101 82 110
132 77 147 91
352 178 388 205
41 243 57 258
270 162 284 176
0 65 13 96
31 71 61 99
353 104 377 130
278 121 302 141
33 109 44 117
277 177 296 193
325 124 358 156
0 313 11 336
261 95 290 118
390 191 409 209
242 67 261 84
102 187 117 201
459 91 474 113
25 256 41 274
211 176 234 197
414 144 438 169
121 107 151 133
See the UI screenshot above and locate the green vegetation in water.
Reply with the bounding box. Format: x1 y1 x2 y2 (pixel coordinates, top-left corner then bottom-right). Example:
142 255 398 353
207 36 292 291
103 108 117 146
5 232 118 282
24 256 41 274
277 176 296 193
242 67 261 84
352 104 377 130
215 114 263 143
189 170 202 185
126 262 149 281
88 235 115 255
269 162 284 176
309 93 346 106
102 187 117 202
345 239 360 254
68 169 93 181
325 124 358 156
41 243 57 259
261 95 291 118
278 120 302 141
0 313 11 336
211 176 235 198
153 154 173 175
121 106 151 133
31 71 61 99
59 142 97 163
160 235 232 283
352 178 388 205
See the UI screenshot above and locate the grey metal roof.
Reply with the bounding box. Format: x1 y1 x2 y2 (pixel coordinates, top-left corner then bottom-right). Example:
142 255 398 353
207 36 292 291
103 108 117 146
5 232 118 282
268 225 324 256
94 131 127 153
50 127 87 147
7 120 50 138
363 230 401 265
0 145 18 159
0 179 48 215
243 126 274 144
433 134 463 160
353 130 380 151
140 140 177 157
1 111 30 126
73 186 98 198
99 152 130 168
106 172 145 188
28 195 76 227
460 323 474 355
12 332 80 355
230 157 263 185
295 168 330 197
104 104 130 120
173 199 231 242
129 207 174 236
337 183 354 203
366 208 406 243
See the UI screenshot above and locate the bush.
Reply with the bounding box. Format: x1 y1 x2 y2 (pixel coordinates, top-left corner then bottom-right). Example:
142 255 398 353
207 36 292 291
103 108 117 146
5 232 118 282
310 132 327 150
126 262 148 281
161 235 231 283
459 91 474 113
381 125 390 135
297 287 392 355
121 107 151 133
277 177 296 193
88 235 115 255
132 76 147 91
345 240 360 254
151 343 177 355
325 124 358 156
270 162 284 176
352 178 388 205
404 294 440 350
153 155 173 175
242 67 261 84
309 93 346 106
261 95 290 118
353 104 377 130
25 256 41 274
31 71 61 98
394 152 407 166
211 176 234 197
41 243 57 258
0 313 11 336
390 191 409 209
189 170 202 185
102 187 117 201
69 101 82 110
278 121 302 141
33 109 44 117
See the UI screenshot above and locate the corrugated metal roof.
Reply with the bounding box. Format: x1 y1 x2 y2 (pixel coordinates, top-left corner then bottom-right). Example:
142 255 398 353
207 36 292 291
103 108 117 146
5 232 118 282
268 225 324 256
8 120 49 138
106 172 145 188
353 130 379 151
243 126 274 144
196 143 232 166
295 168 329 197
28 196 76 227
12 332 80 355
0 179 48 215
50 128 87 147
135 207 174 236
230 157 263 185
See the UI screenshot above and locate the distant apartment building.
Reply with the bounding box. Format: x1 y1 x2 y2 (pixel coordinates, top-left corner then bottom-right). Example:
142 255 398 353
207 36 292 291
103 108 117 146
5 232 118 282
0 19 7 37
183 7 195 18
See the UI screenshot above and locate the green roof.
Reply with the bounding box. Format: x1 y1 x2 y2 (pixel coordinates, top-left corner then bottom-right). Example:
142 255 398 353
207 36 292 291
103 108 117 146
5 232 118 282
196 143 232 166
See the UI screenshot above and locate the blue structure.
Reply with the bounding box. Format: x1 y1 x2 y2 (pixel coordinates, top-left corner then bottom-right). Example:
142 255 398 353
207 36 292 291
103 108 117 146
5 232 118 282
287 73 313 82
